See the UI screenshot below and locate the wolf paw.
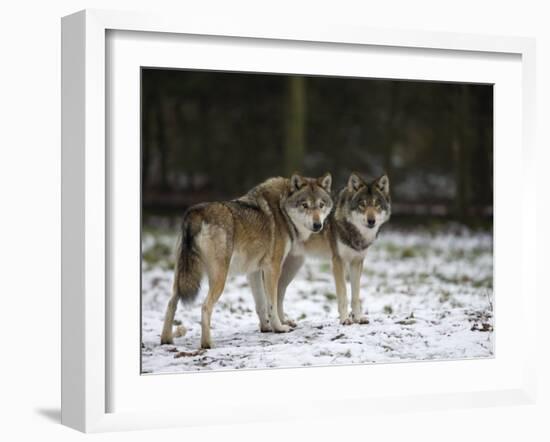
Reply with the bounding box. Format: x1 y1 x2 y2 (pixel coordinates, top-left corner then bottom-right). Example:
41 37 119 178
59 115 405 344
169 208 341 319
340 317 353 326
273 324 291 333
160 336 174 345
283 318 297 328
352 315 369 325
260 323 272 333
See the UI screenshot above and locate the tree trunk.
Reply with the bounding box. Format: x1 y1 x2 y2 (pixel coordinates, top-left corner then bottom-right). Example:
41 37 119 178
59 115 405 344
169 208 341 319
453 85 471 220
156 100 169 191
284 76 307 175
142 103 152 191
383 82 396 178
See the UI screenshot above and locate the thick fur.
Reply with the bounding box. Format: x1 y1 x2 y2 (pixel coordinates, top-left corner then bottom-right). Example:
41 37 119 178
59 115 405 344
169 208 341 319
173 208 204 303
160 174 333 349
272 173 391 326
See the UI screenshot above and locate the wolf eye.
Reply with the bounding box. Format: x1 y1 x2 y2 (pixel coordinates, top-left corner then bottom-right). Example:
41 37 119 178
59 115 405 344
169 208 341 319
319 202 325 209
302 202 309 209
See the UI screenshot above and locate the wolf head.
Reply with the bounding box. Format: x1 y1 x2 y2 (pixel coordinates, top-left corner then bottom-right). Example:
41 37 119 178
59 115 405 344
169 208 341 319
340 173 391 233
283 172 333 237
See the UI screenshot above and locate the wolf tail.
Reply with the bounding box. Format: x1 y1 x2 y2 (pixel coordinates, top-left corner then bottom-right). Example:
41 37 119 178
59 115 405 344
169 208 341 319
173 211 203 304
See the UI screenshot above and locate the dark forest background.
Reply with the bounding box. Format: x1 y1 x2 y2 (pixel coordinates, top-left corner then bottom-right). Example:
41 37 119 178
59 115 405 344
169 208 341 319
141 69 493 225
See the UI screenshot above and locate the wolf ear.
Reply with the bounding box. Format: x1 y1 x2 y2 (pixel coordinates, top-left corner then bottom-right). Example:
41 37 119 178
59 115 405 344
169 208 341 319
347 172 365 192
375 174 390 196
318 172 332 192
290 173 306 191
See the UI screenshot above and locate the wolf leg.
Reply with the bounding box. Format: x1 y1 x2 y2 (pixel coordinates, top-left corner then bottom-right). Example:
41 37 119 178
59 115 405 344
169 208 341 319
200 232 231 349
248 271 271 332
350 259 369 324
277 254 304 327
200 265 228 349
263 265 290 333
332 256 351 325
160 292 179 345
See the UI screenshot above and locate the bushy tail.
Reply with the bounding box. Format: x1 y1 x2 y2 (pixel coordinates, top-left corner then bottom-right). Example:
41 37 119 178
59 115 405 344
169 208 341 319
174 213 203 304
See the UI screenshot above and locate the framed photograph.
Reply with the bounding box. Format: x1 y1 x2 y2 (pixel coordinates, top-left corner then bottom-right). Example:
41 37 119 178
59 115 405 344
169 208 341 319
61 9 537 432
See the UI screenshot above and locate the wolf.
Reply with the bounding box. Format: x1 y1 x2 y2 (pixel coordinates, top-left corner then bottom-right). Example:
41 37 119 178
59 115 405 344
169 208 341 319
160 173 333 349
262 173 391 327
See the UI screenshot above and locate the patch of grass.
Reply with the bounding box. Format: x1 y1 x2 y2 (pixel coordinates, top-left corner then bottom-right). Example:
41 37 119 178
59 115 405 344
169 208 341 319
319 263 331 273
444 247 492 263
324 292 337 301
383 243 430 259
436 273 492 289
426 218 446 233
472 277 493 288
447 249 465 260
439 290 451 303
435 273 467 285
363 268 377 277
446 247 488 262
382 242 401 255
395 318 416 325
450 299 465 309
417 272 430 282
383 304 393 315
401 248 416 259
142 224 170 235
142 242 173 265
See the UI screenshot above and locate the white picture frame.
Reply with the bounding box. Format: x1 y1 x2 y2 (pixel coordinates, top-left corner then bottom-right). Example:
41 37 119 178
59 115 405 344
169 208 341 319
61 9 537 433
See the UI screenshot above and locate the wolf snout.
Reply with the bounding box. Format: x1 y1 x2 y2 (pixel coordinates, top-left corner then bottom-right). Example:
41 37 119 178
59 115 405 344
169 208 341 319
312 222 323 232
367 218 376 228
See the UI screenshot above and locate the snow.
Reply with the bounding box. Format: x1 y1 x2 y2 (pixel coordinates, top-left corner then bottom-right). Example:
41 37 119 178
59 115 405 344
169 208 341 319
141 225 493 374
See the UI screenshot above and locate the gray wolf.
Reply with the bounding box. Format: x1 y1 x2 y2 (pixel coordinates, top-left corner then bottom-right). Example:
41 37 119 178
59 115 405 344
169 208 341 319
266 173 391 326
160 173 333 348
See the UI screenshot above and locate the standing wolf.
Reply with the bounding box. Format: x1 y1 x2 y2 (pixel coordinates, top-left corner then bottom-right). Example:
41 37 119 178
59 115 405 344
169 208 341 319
265 173 391 326
160 173 333 349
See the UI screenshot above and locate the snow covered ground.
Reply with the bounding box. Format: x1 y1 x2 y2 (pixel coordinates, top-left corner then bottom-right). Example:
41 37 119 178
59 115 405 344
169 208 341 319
141 224 493 374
